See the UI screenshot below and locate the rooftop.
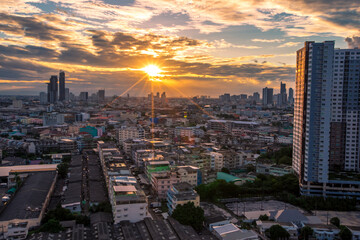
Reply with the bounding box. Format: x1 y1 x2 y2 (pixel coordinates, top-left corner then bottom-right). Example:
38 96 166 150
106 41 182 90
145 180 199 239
0 171 56 221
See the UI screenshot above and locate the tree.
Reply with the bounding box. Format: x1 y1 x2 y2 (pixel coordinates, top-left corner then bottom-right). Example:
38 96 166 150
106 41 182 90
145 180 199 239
220 167 230 174
266 225 290 240
330 217 340 227
259 214 269 221
339 226 352 240
172 202 204 231
57 162 69 179
38 219 64 233
300 226 313 240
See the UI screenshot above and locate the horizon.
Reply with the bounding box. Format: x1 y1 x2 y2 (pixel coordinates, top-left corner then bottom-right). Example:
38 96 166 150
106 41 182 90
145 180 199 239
1 0 359 97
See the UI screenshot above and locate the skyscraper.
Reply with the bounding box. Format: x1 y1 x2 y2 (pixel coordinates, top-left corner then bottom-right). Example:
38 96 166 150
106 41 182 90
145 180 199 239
65 88 70 101
47 75 58 103
293 41 360 198
262 87 273 106
288 87 294 104
280 82 287 105
39 92 47 104
98 89 105 101
253 92 260 102
59 70 65 101
80 92 88 101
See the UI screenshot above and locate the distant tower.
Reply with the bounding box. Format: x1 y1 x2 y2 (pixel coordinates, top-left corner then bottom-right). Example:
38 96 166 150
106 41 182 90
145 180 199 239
59 70 65 101
47 75 58 104
288 87 294 104
262 87 273 106
280 82 287 105
39 92 47 104
65 88 70 101
98 89 105 101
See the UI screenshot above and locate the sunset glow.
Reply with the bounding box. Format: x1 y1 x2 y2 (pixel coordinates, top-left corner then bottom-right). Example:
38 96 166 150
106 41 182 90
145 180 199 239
142 65 162 77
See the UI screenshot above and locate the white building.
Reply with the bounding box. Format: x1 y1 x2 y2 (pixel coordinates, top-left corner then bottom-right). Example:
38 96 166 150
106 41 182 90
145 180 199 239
210 152 224 171
117 126 145 144
43 112 64 126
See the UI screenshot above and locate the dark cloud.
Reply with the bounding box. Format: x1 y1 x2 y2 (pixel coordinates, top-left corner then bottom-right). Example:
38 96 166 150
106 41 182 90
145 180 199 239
345 36 360 49
0 13 71 42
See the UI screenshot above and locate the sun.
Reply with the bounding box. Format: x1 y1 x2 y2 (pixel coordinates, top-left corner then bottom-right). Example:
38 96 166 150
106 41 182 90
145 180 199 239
142 65 162 77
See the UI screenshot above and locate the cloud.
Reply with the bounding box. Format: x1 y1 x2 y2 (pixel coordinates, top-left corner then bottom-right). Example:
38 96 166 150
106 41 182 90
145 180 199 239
252 39 284 43
277 42 301 48
345 36 360 49
0 6 300 96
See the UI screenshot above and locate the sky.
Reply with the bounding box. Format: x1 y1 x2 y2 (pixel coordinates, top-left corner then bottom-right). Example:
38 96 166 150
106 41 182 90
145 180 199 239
0 0 360 97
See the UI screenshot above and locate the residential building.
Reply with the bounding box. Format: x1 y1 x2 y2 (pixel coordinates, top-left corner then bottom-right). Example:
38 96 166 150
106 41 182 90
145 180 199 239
117 126 145 144
47 75 58 103
39 92 47 104
167 182 200 215
262 87 273 106
293 41 360 198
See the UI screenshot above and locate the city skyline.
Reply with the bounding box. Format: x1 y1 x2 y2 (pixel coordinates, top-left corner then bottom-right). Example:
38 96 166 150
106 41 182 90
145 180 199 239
1 0 360 96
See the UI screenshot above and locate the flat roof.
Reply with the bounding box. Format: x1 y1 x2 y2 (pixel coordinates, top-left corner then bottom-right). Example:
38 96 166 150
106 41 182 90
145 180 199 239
0 164 58 177
113 185 136 192
0 171 56 221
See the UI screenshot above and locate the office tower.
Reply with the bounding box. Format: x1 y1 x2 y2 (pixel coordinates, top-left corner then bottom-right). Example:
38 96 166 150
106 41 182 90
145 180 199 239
240 94 247 100
47 75 58 103
253 92 260 102
79 92 88 101
59 70 65 101
262 87 273 106
39 92 47 104
65 88 70 101
288 88 294 104
161 92 166 103
220 93 231 102
280 82 287 105
98 89 105 101
293 41 360 198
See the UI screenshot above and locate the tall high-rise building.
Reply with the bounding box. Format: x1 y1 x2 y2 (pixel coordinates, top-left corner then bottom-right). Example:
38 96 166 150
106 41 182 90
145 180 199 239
293 41 360 198
280 82 287 105
98 89 105 101
262 87 273 106
47 75 58 103
79 92 88 101
65 88 70 101
59 70 65 101
253 92 260 102
288 88 294 104
39 92 47 104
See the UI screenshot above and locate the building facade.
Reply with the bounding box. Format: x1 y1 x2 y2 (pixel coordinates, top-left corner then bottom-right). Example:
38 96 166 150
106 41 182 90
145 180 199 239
293 41 360 198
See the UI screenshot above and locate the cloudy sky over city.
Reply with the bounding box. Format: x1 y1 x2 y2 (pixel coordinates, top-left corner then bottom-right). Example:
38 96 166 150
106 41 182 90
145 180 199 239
1 0 360 96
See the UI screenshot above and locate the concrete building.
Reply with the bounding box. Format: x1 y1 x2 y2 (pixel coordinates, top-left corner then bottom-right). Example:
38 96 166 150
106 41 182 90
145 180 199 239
262 87 273 106
210 152 224 171
293 41 360 198
59 70 65 101
110 183 148 224
167 182 200 215
117 126 145 144
0 171 57 239
39 92 47 104
43 112 64 126
47 75 58 104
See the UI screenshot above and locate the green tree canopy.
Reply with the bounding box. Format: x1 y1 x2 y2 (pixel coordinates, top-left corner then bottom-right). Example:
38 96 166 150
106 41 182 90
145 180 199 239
171 202 204 232
330 217 340 227
339 226 352 240
57 162 69 179
267 225 290 240
300 226 314 240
